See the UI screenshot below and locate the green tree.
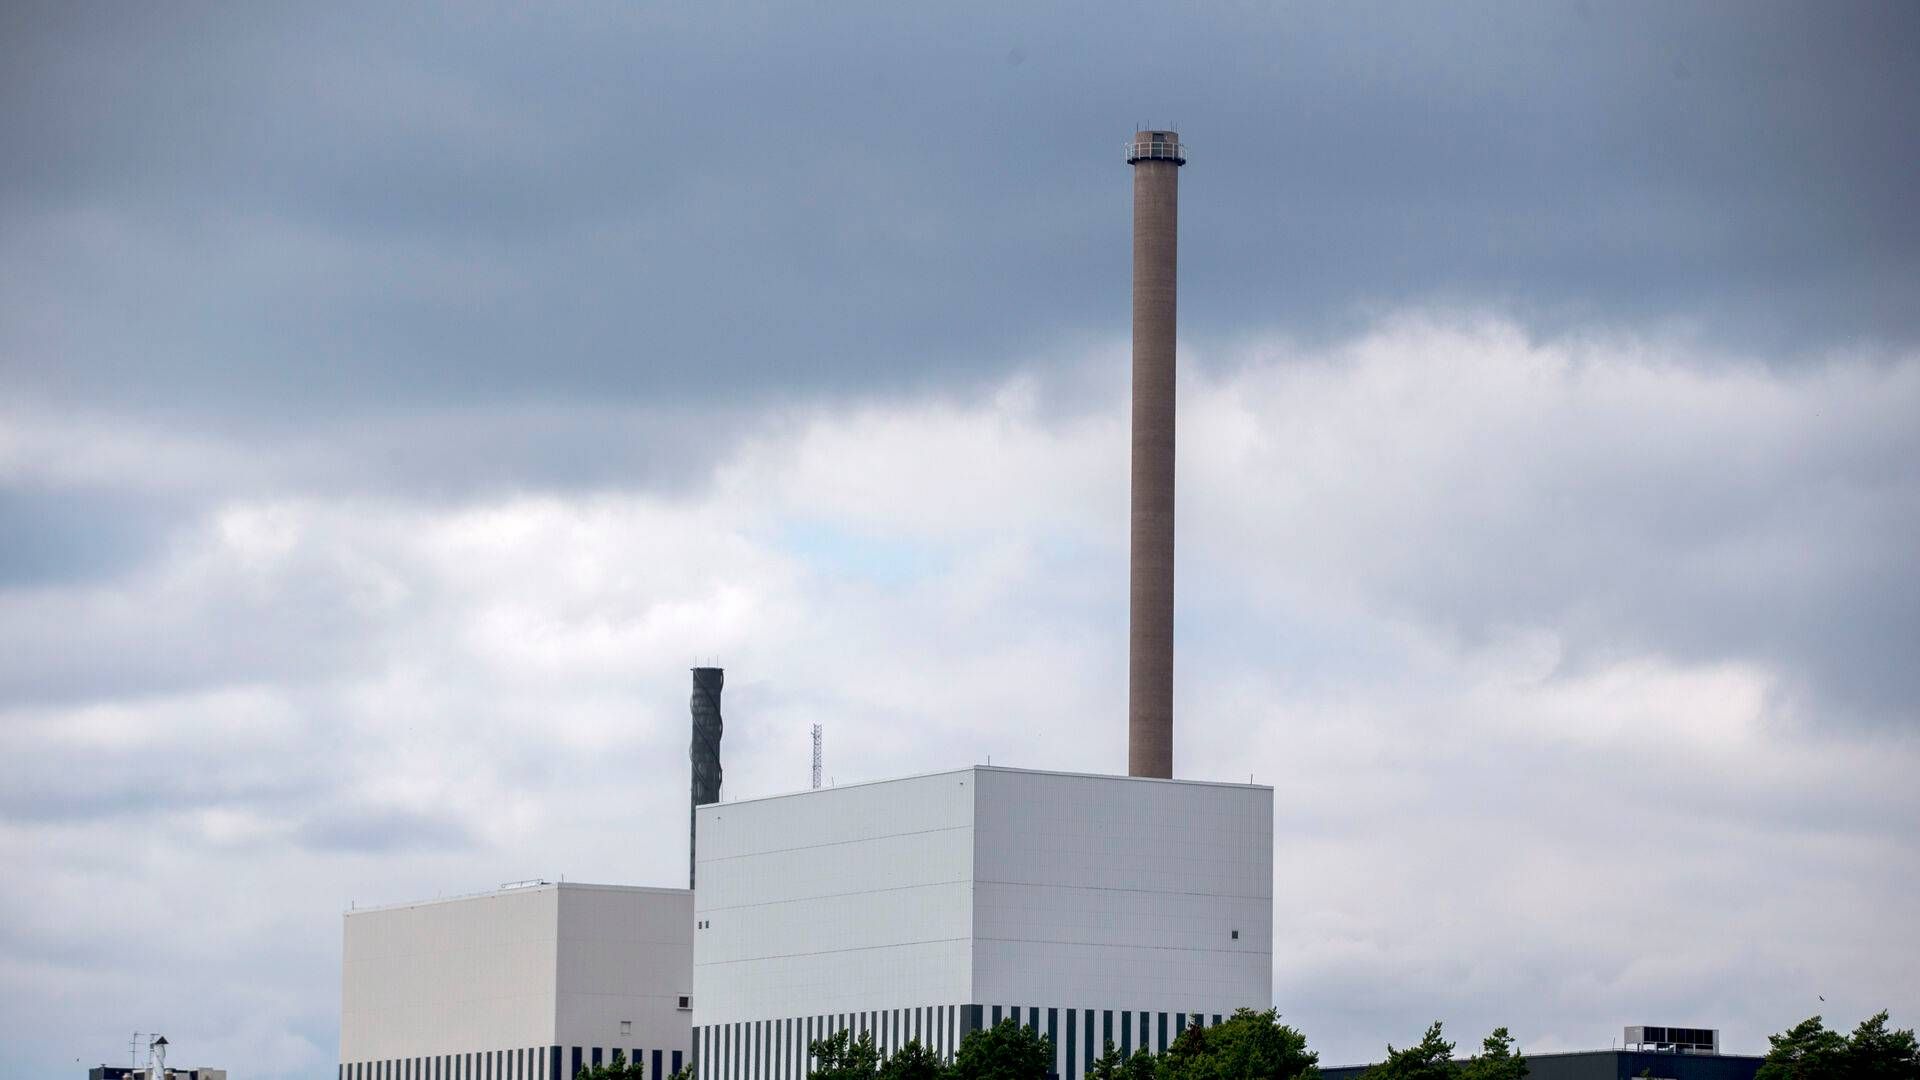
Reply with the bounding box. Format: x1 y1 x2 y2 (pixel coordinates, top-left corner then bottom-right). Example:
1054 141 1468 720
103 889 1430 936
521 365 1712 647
1360 1022 1455 1080
879 1040 951 1080
1122 1049 1160 1080
1844 1012 1920 1080
951 1018 1054 1080
1086 1040 1131 1080
1757 1016 1855 1080
1083 1040 1159 1080
578 1051 646 1080
1090 1037 1128 1076
1458 1028 1524 1080
810 1030 883 1080
1157 1009 1316 1080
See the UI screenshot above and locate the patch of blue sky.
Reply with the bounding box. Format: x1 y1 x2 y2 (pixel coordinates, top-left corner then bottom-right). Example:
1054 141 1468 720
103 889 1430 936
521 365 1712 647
771 519 949 587
1176 587 1427 692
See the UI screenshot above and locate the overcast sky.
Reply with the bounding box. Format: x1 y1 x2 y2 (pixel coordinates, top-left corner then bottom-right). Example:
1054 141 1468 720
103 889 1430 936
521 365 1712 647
4 3 1918 1077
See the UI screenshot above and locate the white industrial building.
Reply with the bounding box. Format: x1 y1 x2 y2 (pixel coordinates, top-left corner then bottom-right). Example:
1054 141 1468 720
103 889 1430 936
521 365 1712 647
339 882 693 1080
336 132 1281 1080
691 766 1273 1080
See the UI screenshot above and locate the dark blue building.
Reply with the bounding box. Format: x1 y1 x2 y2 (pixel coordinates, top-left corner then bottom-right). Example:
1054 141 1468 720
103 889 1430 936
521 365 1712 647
1320 1047 1763 1080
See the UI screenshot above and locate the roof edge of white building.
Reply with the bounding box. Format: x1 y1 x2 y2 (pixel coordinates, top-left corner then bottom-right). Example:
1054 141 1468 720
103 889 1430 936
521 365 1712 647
345 880 690 916
702 763 1273 812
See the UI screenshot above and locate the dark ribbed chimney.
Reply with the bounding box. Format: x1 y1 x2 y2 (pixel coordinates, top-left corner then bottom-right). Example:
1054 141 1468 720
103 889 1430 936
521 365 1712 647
689 667 724 889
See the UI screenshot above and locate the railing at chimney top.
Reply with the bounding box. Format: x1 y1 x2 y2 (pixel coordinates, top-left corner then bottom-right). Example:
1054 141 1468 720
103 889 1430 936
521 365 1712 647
1126 137 1187 164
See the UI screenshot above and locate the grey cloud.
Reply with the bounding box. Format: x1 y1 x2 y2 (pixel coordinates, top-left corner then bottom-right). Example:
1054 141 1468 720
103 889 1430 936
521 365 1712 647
1 697 331 830
0 766 317 827
1181 327 1920 728
0 543 387 706
292 805 476 855
4 2 1917 441
0 487 180 586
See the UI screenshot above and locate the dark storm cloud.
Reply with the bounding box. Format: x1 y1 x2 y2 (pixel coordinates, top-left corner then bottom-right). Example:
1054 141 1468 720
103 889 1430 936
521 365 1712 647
3 2 1916 432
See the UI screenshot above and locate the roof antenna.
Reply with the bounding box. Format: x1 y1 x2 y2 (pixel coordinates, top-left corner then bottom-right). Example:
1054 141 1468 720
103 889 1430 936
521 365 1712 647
811 724 823 790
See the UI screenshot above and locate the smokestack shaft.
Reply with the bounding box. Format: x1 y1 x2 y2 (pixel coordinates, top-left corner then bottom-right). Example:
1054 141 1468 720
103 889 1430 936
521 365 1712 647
689 667 724 888
1128 132 1182 779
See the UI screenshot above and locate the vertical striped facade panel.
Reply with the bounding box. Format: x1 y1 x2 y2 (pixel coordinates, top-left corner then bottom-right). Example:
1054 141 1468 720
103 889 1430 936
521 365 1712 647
343 1046 569 1080
691 1005 1215 1080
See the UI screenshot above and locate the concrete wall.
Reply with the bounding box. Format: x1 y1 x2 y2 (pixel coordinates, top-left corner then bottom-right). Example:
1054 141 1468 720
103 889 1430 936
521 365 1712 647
341 883 692 1071
971 768 1271 1013
342 885 562 1063
691 766 1274 1080
554 885 694 1055
693 770 977 1025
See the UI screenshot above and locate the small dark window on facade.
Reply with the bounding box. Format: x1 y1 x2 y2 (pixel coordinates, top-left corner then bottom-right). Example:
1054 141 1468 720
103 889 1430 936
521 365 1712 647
1231 930 1239 939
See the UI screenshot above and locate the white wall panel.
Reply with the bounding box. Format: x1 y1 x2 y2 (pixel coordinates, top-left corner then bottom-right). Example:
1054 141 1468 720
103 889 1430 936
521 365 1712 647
691 765 1273 1038
341 883 693 1065
341 886 560 1063
693 771 978 1024
554 885 695 1053
971 769 1272 1014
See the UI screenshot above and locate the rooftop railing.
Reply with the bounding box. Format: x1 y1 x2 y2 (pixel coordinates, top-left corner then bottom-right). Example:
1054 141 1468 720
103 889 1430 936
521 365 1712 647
1126 137 1187 164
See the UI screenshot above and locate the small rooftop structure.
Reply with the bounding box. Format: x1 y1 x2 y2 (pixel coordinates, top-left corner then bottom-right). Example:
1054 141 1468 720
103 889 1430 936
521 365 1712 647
1626 1025 1720 1054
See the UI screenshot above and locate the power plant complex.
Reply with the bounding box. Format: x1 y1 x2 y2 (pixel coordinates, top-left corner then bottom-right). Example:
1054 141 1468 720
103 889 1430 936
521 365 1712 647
335 132 1762 1080
337 128 1228 1080
335 128 1234 1080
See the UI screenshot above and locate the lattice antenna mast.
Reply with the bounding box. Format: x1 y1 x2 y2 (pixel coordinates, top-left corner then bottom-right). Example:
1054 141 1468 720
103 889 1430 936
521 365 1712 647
810 724 823 789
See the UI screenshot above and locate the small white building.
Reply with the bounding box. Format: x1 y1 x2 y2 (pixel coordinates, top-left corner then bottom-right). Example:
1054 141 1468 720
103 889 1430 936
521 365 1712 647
692 766 1273 1080
340 882 693 1080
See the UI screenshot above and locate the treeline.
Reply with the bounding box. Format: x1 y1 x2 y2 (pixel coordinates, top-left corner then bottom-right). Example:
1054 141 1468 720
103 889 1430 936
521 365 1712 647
575 1007 1918 1080
1755 1011 1919 1079
794 1011 1525 1080
806 1009 1321 1080
1347 1024 1523 1080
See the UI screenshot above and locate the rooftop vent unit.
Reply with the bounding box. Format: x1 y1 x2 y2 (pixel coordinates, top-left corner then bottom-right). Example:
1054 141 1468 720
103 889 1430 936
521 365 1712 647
1624 1026 1719 1055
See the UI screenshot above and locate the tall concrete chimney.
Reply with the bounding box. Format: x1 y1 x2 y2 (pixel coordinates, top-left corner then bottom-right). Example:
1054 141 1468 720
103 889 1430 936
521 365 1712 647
1127 130 1184 779
689 667 724 888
